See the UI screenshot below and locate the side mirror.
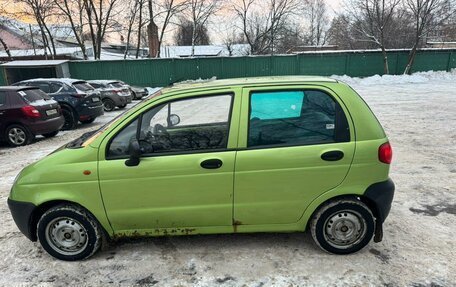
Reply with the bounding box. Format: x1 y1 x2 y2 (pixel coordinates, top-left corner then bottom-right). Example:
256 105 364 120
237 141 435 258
168 114 180 127
125 139 141 167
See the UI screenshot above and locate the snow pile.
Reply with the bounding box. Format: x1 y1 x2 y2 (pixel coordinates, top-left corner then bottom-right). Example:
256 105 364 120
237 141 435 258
333 69 456 86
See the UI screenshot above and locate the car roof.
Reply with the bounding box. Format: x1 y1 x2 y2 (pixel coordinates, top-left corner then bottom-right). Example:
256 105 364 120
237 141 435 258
88 80 121 84
162 76 338 93
0 86 39 92
19 78 87 85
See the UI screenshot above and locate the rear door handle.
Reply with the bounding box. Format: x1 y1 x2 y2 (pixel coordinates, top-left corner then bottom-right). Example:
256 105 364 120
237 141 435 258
200 159 223 169
321 150 344 161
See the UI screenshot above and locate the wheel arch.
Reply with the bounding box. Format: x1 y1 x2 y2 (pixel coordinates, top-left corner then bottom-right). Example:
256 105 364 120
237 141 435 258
29 200 111 242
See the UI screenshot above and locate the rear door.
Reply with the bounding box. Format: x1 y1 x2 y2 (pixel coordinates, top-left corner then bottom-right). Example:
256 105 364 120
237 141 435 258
0 91 9 132
234 86 355 225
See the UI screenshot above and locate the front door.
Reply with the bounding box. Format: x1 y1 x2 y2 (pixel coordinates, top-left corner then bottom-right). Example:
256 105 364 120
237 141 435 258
234 87 355 225
98 91 240 232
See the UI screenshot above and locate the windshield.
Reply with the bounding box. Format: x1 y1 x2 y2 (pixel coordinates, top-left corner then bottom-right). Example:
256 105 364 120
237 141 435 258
18 89 51 102
73 81 94 92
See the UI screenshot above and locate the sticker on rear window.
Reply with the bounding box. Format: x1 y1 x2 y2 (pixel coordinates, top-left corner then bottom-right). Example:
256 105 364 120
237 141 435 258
18 91 26 96
326 124 335 130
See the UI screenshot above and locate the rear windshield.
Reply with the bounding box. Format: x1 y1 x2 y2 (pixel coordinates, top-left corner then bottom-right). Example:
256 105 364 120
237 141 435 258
17 89 50 103
73 81 94 92
109 82 124 88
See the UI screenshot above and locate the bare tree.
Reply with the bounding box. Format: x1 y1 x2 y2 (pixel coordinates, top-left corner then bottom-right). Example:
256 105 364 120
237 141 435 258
233 0 298 55
403 0 454 74
17 0 57 58
185 0 221 56
302 0 330 46
83 0 120 59
123 0 141 59
54 0 88 59
153 0 189 57
344 0 401 74
174 17 210 45
0 1 13 59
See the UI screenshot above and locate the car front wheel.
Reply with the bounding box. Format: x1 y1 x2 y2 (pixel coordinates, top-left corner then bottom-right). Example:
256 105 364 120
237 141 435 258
310 198 375 254
37 204 102 261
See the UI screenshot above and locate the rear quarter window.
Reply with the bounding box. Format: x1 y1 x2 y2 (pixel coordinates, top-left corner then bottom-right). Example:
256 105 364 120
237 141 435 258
17 89 50 103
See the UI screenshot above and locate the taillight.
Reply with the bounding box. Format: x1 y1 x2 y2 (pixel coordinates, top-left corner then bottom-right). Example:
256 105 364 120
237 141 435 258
379 142 393 164
21 105 41 118
72 94 86 98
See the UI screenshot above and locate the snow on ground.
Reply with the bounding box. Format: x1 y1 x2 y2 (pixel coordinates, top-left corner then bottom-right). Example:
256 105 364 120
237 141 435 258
0 71 455 286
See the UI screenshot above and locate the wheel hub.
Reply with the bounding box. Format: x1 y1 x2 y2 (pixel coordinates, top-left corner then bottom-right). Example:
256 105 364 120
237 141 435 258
324 210 366 249
45 217 88 255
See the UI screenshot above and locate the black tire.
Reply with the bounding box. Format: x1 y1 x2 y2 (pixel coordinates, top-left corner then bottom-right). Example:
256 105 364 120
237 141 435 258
5 124 34 147
43 131 59 138
37 204 102 261
62 108 77 130
102 98 115 112
118 104 127 109
310 199 375 255
80 118 96 124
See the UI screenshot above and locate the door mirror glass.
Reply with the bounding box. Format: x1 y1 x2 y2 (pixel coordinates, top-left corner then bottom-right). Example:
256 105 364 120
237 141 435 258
168 114 180 126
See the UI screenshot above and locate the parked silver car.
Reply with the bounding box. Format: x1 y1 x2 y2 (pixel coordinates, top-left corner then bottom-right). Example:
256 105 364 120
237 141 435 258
87 80 133 112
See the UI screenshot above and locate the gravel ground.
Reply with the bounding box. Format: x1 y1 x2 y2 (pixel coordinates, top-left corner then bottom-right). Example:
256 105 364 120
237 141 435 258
0 72 455 286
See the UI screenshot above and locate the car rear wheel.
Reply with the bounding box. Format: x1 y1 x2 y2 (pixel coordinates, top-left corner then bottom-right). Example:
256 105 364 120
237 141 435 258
102 98 115 112
62 108 77 130
5 124 34 147
43 131 59 138
310 199 375 254
37 204 102 261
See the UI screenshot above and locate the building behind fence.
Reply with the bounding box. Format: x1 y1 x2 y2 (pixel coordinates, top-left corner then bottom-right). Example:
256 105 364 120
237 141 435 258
1 49 455 87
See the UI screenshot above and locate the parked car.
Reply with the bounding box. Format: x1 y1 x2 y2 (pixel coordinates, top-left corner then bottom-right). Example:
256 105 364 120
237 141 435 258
8 76 394 261
87 80 132 112
0 86 64 147
129 85 148 100
13 79 104 130
90 80 134 101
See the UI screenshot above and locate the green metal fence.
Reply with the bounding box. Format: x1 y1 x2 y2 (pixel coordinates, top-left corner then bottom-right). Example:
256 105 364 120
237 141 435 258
1 49 455 87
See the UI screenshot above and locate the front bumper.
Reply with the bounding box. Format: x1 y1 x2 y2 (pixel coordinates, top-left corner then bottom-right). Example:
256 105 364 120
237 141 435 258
7 198 37 241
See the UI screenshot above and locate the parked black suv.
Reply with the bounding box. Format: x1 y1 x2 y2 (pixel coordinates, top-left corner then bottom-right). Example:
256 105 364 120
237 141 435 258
0 86 64 147
14 78 104 130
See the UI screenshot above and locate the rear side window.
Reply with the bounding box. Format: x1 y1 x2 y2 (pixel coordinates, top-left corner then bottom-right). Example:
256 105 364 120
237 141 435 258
49 83 63 93
248 90 349 148
17 89 50 103
73 82 94 92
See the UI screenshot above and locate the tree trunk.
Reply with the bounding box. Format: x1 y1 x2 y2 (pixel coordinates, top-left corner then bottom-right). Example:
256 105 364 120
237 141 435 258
381 46 389 75
0 36 12 60
148 21 159 58
404 43 418 75
136 2 143 59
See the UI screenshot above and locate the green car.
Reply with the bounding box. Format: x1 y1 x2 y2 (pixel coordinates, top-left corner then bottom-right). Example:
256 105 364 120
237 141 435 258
8 76 394 261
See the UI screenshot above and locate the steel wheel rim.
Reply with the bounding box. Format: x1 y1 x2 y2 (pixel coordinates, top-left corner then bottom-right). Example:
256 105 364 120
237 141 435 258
45 217 88 256
323 210 367 249
8 128 26 145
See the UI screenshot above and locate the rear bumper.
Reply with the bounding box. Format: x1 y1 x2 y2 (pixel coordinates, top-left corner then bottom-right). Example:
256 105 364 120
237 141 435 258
7 198 37 241
28 115 65 135
77 104 104 121
364 178 395 223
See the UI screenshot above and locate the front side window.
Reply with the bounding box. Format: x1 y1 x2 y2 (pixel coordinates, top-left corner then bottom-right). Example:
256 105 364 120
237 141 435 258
248 90 349 148
107 94 233 158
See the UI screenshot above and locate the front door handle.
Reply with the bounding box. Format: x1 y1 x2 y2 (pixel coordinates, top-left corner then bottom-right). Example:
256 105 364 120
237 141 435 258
321 150 344 161
200 159 223 169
